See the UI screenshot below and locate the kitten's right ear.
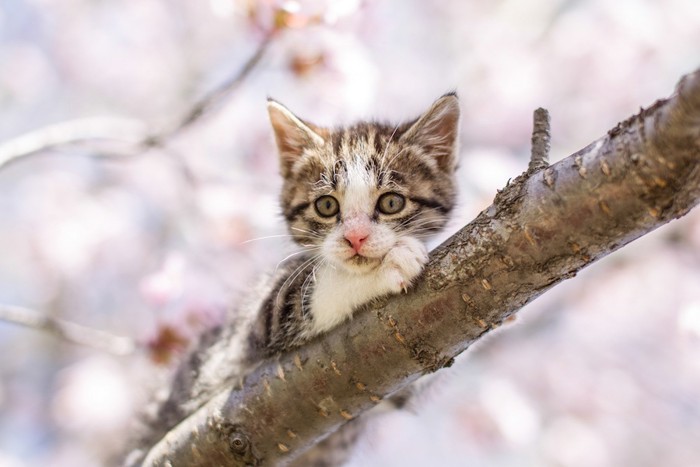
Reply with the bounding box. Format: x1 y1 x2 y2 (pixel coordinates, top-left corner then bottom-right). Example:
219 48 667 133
267 99 327 176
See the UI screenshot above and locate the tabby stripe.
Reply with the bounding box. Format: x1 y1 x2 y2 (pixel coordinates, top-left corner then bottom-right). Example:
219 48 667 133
364 154 379 173
408 157 438 181
304 219 329 233
376 170 385 186
262 295 274 343
267 277 298 342
387 170 406 184
392 210 421 227
278 301 296 328
410 196 450 214
332 133 343 158
355 123 370 141
373 135 384 156
331 159 346 190
285 202 310 221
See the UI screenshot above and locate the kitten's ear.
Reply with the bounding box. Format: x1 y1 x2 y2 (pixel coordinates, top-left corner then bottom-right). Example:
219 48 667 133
267 99 327 176
399 93 460 172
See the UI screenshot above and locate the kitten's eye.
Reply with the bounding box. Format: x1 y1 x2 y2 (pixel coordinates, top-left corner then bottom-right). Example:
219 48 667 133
377 192 406 215
314 195 340 217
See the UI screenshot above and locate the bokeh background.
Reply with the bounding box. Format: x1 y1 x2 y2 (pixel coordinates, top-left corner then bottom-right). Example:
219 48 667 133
1 0 700 466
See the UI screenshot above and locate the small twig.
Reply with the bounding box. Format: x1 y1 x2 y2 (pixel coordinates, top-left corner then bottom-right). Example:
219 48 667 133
0 31 275 171
0 304 137 356
0 117 148 170
154 31 276 141
528 107 551 173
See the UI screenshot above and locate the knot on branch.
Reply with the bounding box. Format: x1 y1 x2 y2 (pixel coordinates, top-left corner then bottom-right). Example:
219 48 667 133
220 423 259 465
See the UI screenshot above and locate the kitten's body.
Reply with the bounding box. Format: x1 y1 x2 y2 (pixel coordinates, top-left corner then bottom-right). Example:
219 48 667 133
126 95 460 466
248 96 460 360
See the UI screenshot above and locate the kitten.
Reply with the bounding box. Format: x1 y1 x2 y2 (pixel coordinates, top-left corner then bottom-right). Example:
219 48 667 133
247 93 460 358
125 95 460 465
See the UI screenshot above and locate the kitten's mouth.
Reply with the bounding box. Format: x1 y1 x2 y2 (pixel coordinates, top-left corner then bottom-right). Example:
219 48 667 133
345 253 381 269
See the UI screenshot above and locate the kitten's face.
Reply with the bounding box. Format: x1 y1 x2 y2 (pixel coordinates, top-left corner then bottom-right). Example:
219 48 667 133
268 95 460 274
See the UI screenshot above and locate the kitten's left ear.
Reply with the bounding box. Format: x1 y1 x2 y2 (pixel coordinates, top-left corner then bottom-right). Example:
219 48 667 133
267 99 328 177
399 93 460 172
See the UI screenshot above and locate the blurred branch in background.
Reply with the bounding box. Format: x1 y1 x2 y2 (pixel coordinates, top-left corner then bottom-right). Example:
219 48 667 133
0 117 148 169
0 302 224 366
0 304 136 356
152 32 276 142
0 29 276 172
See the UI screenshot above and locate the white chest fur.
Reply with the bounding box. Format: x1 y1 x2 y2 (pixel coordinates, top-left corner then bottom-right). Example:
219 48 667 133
306 236 428 337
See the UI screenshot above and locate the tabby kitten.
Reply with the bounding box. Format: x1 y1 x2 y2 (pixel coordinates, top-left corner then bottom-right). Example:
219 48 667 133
125 96 460 465
248 93 460 358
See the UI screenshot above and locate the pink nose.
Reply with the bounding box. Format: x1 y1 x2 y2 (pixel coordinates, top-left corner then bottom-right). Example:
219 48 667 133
344 231 369 252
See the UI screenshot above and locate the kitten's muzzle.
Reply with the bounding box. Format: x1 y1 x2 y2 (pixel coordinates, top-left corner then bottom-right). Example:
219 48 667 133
343 214 372 253
344 231 368 252
346 255 378 268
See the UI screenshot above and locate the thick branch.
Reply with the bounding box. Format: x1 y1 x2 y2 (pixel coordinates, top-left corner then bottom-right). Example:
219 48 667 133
141 69 700 466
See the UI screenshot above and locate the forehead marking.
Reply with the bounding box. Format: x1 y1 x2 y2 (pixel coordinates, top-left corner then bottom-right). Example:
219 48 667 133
341 158 375 216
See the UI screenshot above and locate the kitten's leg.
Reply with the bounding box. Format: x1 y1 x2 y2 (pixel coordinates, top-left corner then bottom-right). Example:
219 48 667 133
379 237 429 293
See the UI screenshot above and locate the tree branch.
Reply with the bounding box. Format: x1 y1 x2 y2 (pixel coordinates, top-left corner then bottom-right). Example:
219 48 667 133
150 32 275 143
0 304 136 356
138 68 700 466
0 117 148 170
0 32 274 171
528 107 551 172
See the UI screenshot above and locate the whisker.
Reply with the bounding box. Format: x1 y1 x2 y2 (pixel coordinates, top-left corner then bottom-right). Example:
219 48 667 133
397 215 448 237
406 228 445 238
396 211 426 228
404 221 447 235
377 124 405 184
274 254 323 307
383 146 409 173
274 247 322 271
240 234 302 245
405 220 447 230
402 216 445 228
291 226 323 238
395 207 444 229
381 124 401 163
300 257 326 315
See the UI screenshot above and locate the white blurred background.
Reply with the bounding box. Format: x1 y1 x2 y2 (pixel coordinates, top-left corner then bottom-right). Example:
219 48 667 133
1 0 700 466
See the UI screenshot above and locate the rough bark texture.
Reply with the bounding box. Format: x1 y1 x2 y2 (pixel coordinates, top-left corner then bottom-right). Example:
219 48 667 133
140 69 700 466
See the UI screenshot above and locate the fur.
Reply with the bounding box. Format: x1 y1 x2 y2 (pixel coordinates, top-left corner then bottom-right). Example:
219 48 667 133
249 93 460 359
125 95 461 466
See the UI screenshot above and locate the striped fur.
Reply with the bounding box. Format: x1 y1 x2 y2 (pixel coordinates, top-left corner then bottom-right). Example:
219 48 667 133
127 97 461 465
248 94 460 359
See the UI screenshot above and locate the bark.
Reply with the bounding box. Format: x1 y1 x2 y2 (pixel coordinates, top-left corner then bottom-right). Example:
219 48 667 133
139 68 700 466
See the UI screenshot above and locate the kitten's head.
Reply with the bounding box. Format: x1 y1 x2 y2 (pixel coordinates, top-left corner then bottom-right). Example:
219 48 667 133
268 94 460 274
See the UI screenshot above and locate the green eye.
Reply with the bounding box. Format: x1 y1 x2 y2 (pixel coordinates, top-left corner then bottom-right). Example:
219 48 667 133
314 195 340 217
377 192 405 215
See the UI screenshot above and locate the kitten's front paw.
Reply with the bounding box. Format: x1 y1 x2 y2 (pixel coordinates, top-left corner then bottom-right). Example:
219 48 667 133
381 237 429 294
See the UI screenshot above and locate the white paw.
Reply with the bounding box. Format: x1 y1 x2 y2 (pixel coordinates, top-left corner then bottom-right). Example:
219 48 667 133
381 237 428 294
